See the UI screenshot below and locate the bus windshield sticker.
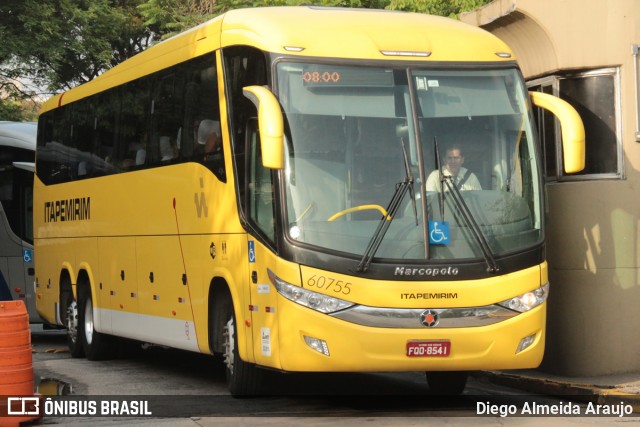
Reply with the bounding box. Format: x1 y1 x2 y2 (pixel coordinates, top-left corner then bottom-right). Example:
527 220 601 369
429 221 450 245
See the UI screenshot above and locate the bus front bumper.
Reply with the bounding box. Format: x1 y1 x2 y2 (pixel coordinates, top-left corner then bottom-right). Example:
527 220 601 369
272 297 545 373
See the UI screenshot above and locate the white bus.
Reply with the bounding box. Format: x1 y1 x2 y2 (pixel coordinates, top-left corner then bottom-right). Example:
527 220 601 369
0 121 39 322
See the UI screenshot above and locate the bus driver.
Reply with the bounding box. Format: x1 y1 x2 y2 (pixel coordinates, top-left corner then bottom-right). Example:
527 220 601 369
425 145 482 192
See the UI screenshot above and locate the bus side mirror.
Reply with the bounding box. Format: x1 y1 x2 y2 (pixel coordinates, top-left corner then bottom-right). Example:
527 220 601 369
529 91 586 173
242 86 284 170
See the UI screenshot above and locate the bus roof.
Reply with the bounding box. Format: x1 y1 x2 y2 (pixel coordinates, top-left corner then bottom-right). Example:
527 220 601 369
41 6 514 113
0 121 37 151
220 7 513 61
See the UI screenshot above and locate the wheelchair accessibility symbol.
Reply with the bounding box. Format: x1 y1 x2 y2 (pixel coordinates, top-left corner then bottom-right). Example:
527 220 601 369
248 241 256 263
428 221 450 245
23 249 33 264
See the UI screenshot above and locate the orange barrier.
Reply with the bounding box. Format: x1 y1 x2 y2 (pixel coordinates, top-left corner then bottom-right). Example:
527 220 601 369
0 300 39 426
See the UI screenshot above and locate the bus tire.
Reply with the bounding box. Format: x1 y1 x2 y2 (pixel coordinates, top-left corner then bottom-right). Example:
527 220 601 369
223 312 263 397
78 286 114 361
426 371 469 395
61 287 84 358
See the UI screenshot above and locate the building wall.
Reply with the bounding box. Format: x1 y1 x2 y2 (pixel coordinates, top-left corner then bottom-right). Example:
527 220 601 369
463 0 640 376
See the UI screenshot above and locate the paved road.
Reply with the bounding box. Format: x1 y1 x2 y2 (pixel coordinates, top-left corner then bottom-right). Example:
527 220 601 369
27 326 638 426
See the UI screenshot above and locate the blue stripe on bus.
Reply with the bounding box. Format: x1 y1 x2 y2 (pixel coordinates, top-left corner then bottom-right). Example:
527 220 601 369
0 271 13 301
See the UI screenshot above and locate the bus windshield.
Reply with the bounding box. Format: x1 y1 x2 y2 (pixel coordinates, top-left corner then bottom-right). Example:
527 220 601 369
277 62 541 262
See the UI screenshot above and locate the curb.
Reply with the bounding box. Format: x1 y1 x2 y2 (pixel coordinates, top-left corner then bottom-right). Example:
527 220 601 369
479 371 640 414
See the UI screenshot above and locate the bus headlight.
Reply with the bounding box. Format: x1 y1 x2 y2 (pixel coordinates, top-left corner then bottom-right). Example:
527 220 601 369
498 283 549 313
267 269 354 314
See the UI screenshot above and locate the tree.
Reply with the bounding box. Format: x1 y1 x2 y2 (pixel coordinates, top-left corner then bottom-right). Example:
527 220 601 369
387 0 492 17
0 0 157 96
0 100 30 121
0 0 159 119
138 0 224 39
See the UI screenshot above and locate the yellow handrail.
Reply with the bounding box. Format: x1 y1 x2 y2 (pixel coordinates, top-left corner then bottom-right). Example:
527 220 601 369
327 204 391 222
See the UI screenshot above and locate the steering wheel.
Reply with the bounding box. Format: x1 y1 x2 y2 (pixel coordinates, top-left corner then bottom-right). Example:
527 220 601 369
327 204 391 222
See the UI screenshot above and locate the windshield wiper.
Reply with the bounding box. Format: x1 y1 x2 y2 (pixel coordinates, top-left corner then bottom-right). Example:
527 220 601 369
402 137 419 227
434 137 499 273
356 138 416 273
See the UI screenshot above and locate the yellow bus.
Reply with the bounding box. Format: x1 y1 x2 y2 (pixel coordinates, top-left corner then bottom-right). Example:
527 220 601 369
34 6 585 395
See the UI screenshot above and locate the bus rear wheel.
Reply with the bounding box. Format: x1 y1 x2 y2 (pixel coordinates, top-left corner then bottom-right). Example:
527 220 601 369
223 314 263 396
61 289 84 358
426 371 469 395
78 287 114 361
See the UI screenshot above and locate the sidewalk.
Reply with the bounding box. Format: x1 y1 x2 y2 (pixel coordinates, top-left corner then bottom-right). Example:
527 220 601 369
480 369 640 413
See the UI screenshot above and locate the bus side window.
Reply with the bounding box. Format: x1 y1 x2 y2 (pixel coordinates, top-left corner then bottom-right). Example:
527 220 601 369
223 46 268 203
185 53 225 181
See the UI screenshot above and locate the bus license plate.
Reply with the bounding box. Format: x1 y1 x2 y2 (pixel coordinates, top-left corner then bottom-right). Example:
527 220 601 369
406 341 451 357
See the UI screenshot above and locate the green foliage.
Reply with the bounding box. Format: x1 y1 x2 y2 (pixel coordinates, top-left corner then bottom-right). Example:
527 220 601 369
138 0 226 39
387 0 492 17
0 100 28 121
0 94 38 121
1 0 155 92
284 0 390 7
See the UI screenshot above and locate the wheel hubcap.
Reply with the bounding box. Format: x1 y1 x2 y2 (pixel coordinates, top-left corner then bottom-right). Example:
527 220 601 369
67 301 79 343
223 318 235 374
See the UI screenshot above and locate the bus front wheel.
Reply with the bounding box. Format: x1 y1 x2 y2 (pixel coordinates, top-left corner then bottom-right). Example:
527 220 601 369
223 313 263 396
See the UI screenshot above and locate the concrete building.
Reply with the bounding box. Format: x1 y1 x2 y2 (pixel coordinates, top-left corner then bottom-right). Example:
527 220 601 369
462 0 640 376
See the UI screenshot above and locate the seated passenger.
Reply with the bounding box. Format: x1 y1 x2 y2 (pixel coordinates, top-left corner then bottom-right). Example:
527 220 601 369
159 136 177 162
197 119 221 159
135 133 148 166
